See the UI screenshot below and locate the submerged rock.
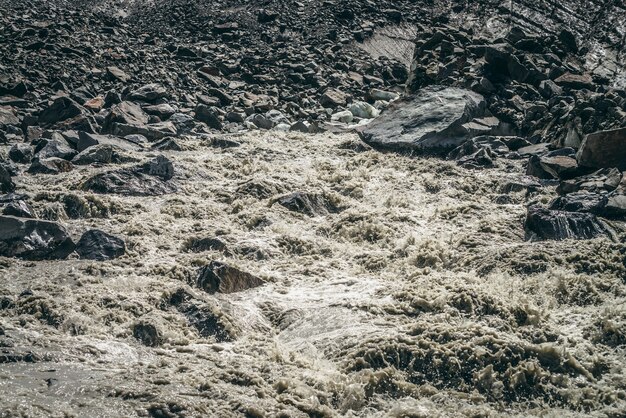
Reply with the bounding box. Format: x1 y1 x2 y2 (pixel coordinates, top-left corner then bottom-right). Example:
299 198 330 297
275 191 338 216
524 206 608 241
196 261 264 294
358 86 495 153
0 216 74 260
132 322 162 347
75 229 125 261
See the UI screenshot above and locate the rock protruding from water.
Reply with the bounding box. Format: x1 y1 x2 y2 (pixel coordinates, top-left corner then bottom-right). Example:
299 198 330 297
358 86 496 153
275 192 338 216
196 261 264 294
0 216 74 260
75 229 125 261
132 322 163 347
524 206 608 241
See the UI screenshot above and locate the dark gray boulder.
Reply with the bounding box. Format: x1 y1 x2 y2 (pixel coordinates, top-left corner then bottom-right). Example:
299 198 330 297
8 143 33 164
525 206 608 241
275 191 338 216
38 96 84 125
75 229 125 260
0 216 74 260
2 200 36 218
577 128 626 171
0 164 15 193
196 261 264 294
358 86 496 153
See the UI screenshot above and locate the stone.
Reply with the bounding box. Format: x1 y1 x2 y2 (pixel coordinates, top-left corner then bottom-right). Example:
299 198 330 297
75 229 125 260
320 89 348 108
2 200 36 218
358 86 492 153
34 139 77 161
183 237 229 254
72 144 115 165
369 89 399 101
166 288 232 341
525 206 608 241
554 73 594 90
0 216 74 260
138 155 174 180
102 101 149 133
82 167 176 196
77 131 142 152
38 96 83 125
143 103 176 119
527 154 578 180
128 84 167 102
557 168 622 195
349 101 380 119
106 66 130 82
0 106 19 126
0 164 15 193
27 158 73 174
576 128 626 171
331 110 354 123
196 261 264 294
195 104 222 130
133 322 162 347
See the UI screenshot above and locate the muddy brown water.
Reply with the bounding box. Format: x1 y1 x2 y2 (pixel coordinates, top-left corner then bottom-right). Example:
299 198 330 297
1 131 625 417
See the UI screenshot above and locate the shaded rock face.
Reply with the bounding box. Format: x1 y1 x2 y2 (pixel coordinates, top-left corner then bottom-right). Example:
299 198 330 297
577 128 626 171
132 322 162 347
0 216 74 260
75 229 125 261
524 206 608 241
275 192 338 216
2 200 36 218
196 261 264 294
358 86 495 153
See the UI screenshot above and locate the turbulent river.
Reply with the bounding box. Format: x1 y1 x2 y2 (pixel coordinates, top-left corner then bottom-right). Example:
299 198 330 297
1 131 625 417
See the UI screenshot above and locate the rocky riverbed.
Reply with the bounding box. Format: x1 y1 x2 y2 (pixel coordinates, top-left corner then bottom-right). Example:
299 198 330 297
1 0 625 417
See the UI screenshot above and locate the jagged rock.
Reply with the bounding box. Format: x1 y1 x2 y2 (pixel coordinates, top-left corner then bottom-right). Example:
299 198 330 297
27 158 73 174
0 106 19 126
77 131 142 152
0 216 74 260
359 86 494 153
549 192 607 214
34 139 77 161
143 103 176 119
194 104 222 130
106 66 130 82
72 144 114 165
554 73 594 90
320 89 348 108
525 206 608 241
557 168 622 195
166 288 232 341
75 229 125 261
196 261 264 294
576 128 626 171
9 144 33 164
527 154 579 180
0 164 15 193
128 84 167 102
102 101 149 133
38 97 83 125
183 237 229 254
2 200 36 218
82 157 176 196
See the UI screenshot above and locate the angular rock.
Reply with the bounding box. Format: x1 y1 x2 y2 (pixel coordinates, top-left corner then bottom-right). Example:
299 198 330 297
525 206 608 241
102 101 149 133
128 84 167 102
0 216 74 260
576 128 626 171
106 66 130 82
138 155 174 180
39 97 83 125
527 155 579 180
0 106 19 126
27 158 73 174
194 104 222 130
275 192 337 216
34 139 77 161
358 86 492 153
0 164 15 193
320 89 348 108
2 200 36 218
77 131 142 152
75 229 125 260
196 261 264 294
133 322 162 347
72 144 115 165
558 168 622 195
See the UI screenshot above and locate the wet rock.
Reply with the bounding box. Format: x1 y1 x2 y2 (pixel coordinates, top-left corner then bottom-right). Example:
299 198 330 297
2 200 36 218
576 128 626 171
138 155 174 180
275 192 337 216
527 155 579 180
183 237 229 254
525 206 608 241
102 101 149 134
77 131 142 152
557 168 622 195
38 97 84 125
166 288 233 341
196 261 264 294
27 158 73 174
75 229 125 261
72 144 115 165
358 86 493 153
549 192 607 214
369 89 399 102
132 322 162 347
0 216 74 260
8 144 33 164
82 168 176 196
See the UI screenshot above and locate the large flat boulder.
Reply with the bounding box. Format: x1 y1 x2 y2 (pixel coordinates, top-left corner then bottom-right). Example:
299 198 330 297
358 86 495 153
576 128 626 171
0 216 74 260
